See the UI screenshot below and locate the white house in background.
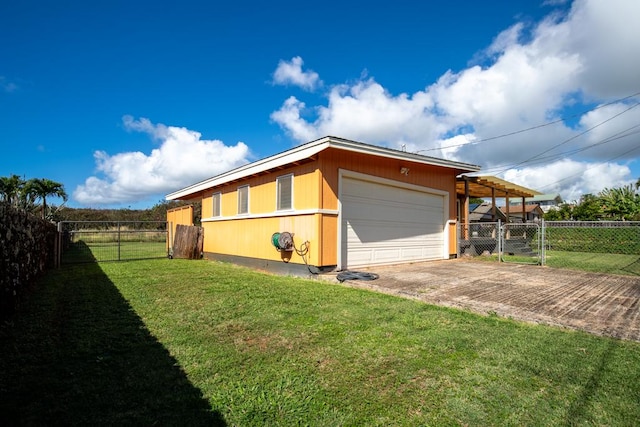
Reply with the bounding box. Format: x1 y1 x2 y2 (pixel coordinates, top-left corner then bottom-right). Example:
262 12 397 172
510 193 563 213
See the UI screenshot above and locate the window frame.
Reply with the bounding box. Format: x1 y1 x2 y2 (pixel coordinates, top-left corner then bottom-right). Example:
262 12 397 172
212 192 221 217
276 174 293 211
237 185 249 215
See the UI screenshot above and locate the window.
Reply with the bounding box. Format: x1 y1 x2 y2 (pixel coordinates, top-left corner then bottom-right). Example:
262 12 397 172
277 174 293 210
237 185 249 214
212 192 221 217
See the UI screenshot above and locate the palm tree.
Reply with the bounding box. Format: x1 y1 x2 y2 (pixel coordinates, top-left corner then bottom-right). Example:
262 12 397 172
599 184 640 221
24 178 68 219
0 174 25 206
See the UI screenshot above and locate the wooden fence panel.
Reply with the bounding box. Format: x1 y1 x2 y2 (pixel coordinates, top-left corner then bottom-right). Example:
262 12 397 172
172 224 204 259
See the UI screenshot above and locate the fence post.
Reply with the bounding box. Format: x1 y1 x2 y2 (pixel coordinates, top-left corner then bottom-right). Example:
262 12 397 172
540 219 546 266
497 220 502 262
117 221 121 261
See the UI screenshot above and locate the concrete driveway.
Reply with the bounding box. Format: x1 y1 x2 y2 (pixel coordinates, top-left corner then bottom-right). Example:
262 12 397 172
338 259 640 342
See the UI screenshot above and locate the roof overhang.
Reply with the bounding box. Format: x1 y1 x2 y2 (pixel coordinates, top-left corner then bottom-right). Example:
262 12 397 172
456 175 541 199
167 136 481 200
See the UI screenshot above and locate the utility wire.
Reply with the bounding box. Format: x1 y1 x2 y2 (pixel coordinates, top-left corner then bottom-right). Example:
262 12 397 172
536 143 640 193
489 102 640 176
416 90 640 153
479 122 640 174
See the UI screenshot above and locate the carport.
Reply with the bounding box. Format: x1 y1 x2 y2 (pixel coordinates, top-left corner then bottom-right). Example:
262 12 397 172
456 175 541 239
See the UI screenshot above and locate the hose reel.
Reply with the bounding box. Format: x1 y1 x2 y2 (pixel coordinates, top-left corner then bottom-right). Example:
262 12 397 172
271 231 294 252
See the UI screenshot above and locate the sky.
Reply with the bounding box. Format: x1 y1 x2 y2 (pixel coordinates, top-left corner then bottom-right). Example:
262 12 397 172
1 0 639 209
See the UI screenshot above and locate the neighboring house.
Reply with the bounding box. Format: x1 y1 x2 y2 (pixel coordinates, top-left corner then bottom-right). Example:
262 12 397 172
166 136 480 274
510 193 563 213
500 204 544 222
468 202 507 223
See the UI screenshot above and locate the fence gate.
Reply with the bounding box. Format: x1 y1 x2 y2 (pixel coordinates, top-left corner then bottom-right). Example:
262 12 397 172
500 222 542 265
458 221 542 265
58 221 168 265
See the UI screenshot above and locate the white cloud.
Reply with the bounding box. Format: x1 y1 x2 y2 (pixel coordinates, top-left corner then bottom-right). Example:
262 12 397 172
270 0 640 202
272 56 321 91
504 159 634 202
74 117 250 205
0 76 18 93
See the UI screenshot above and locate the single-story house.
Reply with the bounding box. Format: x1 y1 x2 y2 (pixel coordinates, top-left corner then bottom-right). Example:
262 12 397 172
500 204 544 222
166 136 481 274
468 202 508 223
509 193 563 213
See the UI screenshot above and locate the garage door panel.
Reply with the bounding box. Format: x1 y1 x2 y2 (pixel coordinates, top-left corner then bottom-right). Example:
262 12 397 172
347 220 441 243
342 177 445 268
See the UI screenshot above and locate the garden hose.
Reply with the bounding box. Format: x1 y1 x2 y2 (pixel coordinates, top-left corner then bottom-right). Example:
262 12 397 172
336 271 380 282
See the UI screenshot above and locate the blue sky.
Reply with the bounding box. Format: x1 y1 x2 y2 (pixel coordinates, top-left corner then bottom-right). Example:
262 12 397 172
1 0 639 209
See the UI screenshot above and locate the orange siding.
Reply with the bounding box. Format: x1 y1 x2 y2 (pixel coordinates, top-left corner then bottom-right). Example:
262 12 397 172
317 148 460 264
198 148 461 268
320 214 338 266
318 148 458 217
448 221 457 256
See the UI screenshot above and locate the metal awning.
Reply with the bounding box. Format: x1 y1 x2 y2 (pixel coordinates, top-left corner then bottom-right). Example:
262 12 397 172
456 175 540 198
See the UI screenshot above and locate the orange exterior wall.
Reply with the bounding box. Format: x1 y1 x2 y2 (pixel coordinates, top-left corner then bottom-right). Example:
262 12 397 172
317 148 460 258
199 148 462 267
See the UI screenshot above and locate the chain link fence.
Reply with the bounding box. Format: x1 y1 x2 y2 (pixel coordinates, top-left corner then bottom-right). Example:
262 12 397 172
58 221 168 264
457 221 541 264
457 220 640 275
543 221 640 275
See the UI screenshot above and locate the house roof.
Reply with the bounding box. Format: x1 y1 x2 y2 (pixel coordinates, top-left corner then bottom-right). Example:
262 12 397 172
167 136 481 200
469 203 507 221
526 193 563 203
456 175 540 199
499 204 544 214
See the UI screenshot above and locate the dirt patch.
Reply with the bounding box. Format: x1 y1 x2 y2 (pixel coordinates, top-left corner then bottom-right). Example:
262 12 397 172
333 259 640 342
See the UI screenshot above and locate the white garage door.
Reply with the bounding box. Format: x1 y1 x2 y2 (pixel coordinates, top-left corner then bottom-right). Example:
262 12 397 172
342 176 445 268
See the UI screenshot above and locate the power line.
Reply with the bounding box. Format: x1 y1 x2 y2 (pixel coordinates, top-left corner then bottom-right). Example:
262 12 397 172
536 143 640 193
416 90 640 153
479 124 640 174
489 102 640 176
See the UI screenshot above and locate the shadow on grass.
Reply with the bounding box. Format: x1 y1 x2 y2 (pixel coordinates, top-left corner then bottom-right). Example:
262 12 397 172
0 261 225 426
60 240 99 264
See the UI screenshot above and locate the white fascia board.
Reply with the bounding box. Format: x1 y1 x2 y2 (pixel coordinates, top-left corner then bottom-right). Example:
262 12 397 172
166 136 480 200
166 137 332 200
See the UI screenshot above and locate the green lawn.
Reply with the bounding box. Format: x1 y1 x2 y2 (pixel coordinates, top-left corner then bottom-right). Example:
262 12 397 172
2 259 640 426
62 240 168 263
545 250 640 276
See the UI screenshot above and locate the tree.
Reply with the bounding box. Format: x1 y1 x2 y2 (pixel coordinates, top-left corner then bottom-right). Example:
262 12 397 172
0 174 25 206
24 178 68 219
599 184 640 221
572 194 603 221
544 204 572 220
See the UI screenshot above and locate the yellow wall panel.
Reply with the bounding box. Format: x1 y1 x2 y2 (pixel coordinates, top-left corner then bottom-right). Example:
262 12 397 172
203 214 322 265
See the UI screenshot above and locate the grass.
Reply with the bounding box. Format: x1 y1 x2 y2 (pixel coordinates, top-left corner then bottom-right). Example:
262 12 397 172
467 249 640 276
546 226 640 255
545 250 640 276
62 240 168 263
2 258 640 425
